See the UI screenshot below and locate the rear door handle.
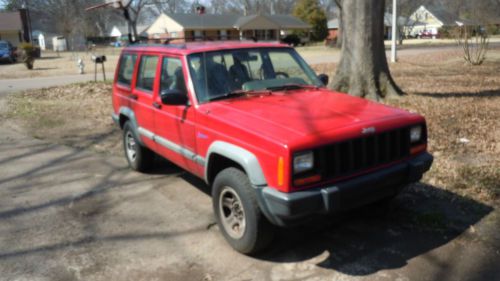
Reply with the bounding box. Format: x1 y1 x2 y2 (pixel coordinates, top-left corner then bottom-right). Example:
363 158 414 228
129 94 138 100
152 102 162 109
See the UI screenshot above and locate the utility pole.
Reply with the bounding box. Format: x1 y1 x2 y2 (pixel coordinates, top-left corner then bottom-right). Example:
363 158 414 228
391 0 397 63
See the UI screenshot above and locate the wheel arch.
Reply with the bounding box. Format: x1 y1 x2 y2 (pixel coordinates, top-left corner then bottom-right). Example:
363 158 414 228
205 141 267 187
118 107 144 145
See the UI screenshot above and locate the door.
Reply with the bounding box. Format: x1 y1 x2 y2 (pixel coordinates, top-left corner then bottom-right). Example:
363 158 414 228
131 54 160 149
113 53 137 114
153 56 198 173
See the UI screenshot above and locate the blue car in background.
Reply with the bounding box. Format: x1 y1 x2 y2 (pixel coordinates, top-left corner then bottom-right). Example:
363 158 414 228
0 40 17 63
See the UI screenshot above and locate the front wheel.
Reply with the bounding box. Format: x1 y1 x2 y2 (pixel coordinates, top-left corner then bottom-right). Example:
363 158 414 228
212 167 274 254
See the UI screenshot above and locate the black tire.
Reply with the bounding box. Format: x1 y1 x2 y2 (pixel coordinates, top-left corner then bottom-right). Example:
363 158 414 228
122 121 154 172
212 167 274 254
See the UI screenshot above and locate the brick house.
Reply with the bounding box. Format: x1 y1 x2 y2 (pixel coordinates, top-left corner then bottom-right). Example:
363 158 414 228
0 11 23 45
144 13 311 42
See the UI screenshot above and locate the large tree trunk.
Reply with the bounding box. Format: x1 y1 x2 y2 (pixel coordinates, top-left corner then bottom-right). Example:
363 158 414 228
331 0 402 100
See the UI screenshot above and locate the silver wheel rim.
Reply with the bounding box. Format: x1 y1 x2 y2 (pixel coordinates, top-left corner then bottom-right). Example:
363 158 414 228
219 186 246 239
125 131 137 162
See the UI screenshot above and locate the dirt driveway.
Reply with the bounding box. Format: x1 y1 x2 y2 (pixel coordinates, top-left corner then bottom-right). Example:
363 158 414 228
1 97 499 281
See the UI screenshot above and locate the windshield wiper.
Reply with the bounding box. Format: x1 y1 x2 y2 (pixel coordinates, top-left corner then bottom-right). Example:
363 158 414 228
208 89 269 102
266 84 316 92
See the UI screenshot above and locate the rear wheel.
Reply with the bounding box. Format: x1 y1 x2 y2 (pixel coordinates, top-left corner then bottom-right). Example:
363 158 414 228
212 167 274 254
123 121 154 172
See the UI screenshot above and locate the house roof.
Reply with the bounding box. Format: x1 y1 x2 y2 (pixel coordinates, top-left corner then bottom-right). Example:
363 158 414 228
424 6 461 26
267 15 311 29
167 14 240 29
111 25 151 37
0 11 22 32
384 13 419 27
160 13 310 30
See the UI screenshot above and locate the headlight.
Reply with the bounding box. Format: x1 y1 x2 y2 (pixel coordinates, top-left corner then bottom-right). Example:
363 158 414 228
293 151 314 174
410 125 423 143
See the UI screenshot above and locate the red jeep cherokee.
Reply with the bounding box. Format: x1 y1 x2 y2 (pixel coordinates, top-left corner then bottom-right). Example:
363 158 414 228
112 41 433 254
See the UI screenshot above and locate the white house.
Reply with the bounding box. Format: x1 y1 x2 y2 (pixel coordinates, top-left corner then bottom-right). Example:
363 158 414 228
109 25 150 40
409 5 473 38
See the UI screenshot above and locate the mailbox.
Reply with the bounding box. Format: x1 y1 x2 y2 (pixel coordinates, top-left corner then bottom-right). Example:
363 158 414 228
91 55 107 81
91 55 107 63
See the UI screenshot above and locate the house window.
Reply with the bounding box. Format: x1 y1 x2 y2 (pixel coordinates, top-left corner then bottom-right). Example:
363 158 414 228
255 30 266 40
220 30 228 40
170 32 178 38
194 30 203 41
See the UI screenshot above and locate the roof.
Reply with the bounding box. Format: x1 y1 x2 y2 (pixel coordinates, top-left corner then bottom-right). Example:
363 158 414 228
0 11 22 32
167 13 240 29
384 13 418 27
123 41 290 55
160 13 310 30
111 25 151 37
327 19 339 29
267 15 311 29
424 6 461 26
420 5 474 26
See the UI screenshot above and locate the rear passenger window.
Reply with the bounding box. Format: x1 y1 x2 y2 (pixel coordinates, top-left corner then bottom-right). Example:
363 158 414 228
117 54 137 86
136 55 159 92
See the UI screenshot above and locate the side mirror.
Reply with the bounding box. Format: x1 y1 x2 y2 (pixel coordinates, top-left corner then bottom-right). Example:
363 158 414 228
160 89 188 106
318 74 329 86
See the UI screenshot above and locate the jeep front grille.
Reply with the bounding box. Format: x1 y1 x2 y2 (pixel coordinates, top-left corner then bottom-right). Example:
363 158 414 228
317 127 411 182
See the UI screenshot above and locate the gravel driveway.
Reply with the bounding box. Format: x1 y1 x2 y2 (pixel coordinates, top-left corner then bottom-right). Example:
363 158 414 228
1 95 500 281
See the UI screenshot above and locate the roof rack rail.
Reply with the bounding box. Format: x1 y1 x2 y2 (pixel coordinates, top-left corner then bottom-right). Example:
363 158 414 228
161 35 259 45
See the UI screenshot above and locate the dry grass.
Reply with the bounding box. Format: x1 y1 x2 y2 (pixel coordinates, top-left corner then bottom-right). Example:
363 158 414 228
5 48 500 204
0 48 120 79
4 82 120 154
314 47 500 203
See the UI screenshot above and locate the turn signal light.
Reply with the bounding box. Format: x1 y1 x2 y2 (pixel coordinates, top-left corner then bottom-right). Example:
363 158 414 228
410 143 427 155
294 174 321 186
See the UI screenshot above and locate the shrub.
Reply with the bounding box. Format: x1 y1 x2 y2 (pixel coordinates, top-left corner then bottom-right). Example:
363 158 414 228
281 34 301 46
18 42 36 70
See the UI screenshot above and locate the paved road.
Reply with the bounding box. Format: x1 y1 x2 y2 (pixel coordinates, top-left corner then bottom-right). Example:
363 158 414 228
0 97 499 280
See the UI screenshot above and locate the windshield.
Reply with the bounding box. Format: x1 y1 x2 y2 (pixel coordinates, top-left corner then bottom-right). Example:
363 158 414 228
0 42 8 49
187 47 322 103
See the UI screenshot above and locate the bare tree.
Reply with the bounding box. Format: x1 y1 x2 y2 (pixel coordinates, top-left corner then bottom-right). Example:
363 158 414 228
148 0 188 15
331 0 402 100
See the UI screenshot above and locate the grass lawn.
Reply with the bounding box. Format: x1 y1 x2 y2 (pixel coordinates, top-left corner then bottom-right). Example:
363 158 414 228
4 48 500 205
0 48 120 79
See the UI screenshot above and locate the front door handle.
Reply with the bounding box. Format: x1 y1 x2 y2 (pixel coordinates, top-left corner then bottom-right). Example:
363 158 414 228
152 102 162 109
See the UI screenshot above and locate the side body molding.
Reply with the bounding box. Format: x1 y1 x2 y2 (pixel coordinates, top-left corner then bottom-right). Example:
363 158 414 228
206 141 267 186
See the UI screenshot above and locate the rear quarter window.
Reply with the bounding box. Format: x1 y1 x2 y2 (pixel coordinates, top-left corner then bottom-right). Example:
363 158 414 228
117 53 137 86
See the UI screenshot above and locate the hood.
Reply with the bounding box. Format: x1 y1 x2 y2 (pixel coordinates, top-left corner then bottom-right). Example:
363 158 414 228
203 89 421 147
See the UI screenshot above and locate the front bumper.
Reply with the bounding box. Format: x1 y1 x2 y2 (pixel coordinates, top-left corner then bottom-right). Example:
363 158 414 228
257 152 433 226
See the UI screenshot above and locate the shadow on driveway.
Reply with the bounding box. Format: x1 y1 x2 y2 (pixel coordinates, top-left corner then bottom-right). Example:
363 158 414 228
256 182 494 276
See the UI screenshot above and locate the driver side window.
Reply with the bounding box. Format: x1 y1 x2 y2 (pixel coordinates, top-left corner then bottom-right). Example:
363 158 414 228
161 57 187 95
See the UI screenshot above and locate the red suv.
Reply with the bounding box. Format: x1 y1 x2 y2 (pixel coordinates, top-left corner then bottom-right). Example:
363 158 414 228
112 41 433 254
